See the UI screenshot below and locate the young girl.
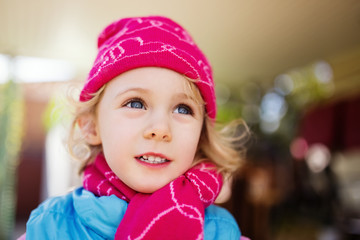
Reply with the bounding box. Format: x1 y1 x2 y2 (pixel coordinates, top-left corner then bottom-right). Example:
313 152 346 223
24 16 248 239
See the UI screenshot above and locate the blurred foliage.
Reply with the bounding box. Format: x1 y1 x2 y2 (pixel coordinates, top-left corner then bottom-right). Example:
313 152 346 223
43 93 72 132
0 80 24 239
216 60 334 146
215 60 337 181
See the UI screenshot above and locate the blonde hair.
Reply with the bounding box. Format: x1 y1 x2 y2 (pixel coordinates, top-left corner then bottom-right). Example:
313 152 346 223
67 79 249 177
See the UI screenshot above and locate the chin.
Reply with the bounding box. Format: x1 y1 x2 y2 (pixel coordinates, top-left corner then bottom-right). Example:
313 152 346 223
133 182 168 194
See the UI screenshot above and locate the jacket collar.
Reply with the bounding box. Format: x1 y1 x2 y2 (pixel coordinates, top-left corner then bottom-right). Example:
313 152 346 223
72 188 128 238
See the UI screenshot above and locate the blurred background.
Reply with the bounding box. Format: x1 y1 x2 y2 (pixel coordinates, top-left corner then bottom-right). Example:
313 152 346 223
0 0 360 239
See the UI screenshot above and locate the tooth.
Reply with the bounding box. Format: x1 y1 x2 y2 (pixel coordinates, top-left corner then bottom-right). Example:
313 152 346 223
138 154 168 164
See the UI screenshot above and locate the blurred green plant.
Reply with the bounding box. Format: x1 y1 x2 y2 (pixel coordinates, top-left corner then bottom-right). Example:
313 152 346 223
217 60 334 139
0 80 24 239
43 93 71 132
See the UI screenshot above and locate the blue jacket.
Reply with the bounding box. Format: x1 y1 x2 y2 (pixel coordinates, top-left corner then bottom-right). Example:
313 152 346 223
26 187 241 239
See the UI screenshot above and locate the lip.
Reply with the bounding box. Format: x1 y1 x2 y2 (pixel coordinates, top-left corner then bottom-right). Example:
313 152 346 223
135 152 172 168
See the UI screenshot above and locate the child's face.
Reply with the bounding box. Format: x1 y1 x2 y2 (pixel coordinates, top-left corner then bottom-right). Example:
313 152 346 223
93 67 204 193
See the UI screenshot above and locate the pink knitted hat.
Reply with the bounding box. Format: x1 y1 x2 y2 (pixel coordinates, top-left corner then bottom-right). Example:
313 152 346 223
80 16 216 119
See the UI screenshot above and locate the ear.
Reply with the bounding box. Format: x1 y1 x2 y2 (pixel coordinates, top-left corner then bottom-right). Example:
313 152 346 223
77 114 102 145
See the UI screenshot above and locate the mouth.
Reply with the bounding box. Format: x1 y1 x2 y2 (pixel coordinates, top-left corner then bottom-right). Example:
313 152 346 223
136 154 170 165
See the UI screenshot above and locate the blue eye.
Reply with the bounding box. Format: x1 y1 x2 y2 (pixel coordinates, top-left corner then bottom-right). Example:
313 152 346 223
174 104 193 115
125 99 145 109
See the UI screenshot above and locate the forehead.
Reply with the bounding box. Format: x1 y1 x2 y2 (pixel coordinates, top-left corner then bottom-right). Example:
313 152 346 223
104 67 204 103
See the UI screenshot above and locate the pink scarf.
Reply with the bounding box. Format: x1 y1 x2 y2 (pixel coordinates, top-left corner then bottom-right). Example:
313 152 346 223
83 153 223 240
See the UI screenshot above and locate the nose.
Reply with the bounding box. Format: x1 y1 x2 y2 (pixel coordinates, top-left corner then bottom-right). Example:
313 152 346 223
143 115 172 142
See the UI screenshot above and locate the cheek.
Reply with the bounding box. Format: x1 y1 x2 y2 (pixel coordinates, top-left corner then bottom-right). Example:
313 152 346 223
178 126 202 159
97 117 131 159
98 112 136 141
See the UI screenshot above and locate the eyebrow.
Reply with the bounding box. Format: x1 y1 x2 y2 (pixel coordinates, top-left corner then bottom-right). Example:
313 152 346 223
114 87 149 99
173 92 196 102
114 87 200 106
